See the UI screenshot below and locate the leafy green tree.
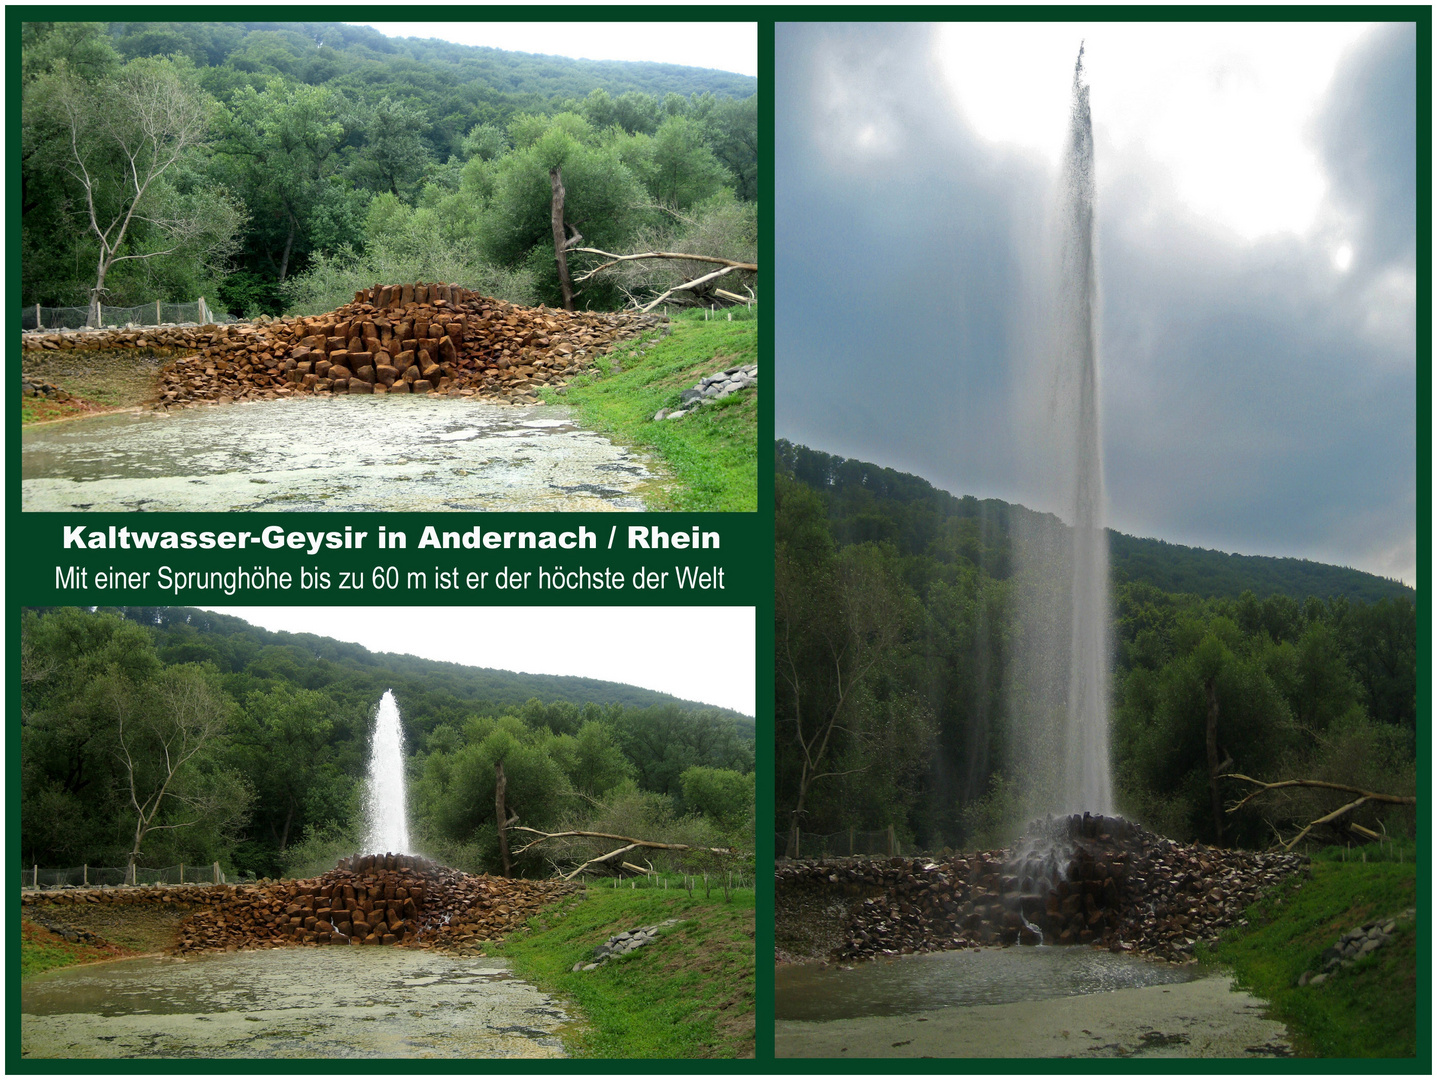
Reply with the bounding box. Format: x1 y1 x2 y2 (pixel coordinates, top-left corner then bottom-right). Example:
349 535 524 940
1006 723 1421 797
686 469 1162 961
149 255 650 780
229 685 343 856
637 115 733 210
25 55 243 321
356 96 432 197
218 80 355 289
680 766 754 832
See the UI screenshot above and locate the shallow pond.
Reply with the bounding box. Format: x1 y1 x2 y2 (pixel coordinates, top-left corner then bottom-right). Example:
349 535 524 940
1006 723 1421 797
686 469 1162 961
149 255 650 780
776 945 1198 1022
22 397 656 512
774 947 1292 1059
21 947 571 1059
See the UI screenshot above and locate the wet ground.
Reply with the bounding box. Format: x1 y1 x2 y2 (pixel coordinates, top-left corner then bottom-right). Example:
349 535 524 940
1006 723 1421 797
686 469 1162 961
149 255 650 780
774 946 1292 1059
21 397 657 512
21 947 571 1059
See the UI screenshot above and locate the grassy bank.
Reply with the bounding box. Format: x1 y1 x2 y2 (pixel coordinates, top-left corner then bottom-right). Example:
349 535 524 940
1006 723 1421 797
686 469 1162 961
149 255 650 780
20 349 165 424
546 308 759 511
19 919 140 977
1199 843 1418 1059
487 882 756 1058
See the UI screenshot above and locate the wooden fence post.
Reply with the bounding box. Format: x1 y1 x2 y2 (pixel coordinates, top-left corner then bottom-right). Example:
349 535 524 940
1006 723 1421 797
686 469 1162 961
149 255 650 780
156 300 162 325
35 303 41 329
212 861 220 885
887 824 896 857
83 864 87 887
33 865 38 889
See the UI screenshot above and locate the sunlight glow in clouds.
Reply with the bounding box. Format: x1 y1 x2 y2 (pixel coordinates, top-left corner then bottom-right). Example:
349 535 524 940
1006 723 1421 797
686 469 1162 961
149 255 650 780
933 23 1370 241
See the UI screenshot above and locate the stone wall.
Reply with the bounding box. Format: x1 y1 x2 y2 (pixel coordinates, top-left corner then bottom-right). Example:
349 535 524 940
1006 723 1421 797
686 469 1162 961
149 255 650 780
23 283 664 407
23 853 577 956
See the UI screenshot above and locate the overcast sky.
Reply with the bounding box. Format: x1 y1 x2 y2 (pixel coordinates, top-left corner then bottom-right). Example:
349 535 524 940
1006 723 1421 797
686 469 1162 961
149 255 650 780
777 22 1417 586
352 22 757 77
202 607 756 716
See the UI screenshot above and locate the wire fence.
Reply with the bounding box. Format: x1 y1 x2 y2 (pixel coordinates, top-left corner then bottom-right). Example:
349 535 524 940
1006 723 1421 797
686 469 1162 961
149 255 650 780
775 826 903 860
19 862 229 890
589 869 754 900
22 298 233 331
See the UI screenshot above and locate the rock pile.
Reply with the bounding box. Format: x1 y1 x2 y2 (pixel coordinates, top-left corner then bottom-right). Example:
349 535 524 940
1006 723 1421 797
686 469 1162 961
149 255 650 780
1297 907 1413 986
25 284 664 408
775 815 1308 965
154 285 662 406
654 363 759 421
20 379 73 401
172 853 576 954
573 918 680 971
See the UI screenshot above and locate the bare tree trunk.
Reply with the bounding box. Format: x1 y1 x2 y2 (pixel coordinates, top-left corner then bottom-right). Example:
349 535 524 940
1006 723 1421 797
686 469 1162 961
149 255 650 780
278 213 296 283
549 166 574 311
495 758 511 877
1205 677 1223 844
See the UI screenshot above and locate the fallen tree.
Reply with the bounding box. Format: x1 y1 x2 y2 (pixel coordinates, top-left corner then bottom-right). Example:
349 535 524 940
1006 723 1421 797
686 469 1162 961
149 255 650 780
571 248 758 312
511 827 739 881
1222 773 1416 849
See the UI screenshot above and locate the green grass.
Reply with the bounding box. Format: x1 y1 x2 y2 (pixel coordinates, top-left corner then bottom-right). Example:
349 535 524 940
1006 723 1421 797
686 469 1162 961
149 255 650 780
1198 847 1418 1059
19 919 130 977
486 884 755 1058
545 308 759 511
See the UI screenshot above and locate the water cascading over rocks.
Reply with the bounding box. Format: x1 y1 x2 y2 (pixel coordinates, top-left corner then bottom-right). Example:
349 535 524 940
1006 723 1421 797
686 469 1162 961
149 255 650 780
362 690 410 856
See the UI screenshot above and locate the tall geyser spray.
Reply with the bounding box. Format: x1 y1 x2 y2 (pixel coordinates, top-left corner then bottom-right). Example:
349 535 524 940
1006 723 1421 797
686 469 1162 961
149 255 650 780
1057 45 1113 816
362 689 411 854
1007 44 1114 820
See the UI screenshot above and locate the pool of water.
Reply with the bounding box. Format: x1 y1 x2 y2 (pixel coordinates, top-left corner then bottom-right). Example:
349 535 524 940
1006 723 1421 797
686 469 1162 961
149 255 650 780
22 397 656 512
775 946 1199 1022
21 947 571 1059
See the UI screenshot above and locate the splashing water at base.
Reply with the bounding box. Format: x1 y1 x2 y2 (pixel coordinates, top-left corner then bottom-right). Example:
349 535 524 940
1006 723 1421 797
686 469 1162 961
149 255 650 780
363 691 410 855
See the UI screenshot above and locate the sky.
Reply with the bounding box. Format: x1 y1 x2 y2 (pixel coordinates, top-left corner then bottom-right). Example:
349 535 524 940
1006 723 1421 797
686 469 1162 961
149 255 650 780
352 22 757 77
777 22 1417 586
202 607 756 716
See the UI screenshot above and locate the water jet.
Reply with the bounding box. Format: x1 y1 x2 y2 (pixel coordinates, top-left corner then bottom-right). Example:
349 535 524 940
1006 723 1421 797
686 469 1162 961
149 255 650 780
362 690 411 856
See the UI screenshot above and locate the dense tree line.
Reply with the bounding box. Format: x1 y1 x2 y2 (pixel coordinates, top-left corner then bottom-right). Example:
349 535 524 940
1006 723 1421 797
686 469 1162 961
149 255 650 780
21 21 758 318
21 608 755 879
776 443 1417 855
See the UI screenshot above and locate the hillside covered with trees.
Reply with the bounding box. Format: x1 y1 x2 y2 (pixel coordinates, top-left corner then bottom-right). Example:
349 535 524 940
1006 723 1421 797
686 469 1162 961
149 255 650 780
776 441 1417 855
21 607 755 880
20 21 758 319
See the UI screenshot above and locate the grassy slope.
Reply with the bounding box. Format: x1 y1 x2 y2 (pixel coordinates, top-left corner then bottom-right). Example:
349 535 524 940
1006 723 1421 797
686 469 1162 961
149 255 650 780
1200 847 1418 1059
488 885 756 1059
546 309 759 511
19 919 141 977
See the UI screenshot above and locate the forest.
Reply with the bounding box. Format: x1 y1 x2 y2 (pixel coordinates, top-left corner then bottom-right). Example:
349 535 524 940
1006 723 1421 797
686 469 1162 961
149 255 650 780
20 21 759 319
775 441 1417 855
20 607 756 880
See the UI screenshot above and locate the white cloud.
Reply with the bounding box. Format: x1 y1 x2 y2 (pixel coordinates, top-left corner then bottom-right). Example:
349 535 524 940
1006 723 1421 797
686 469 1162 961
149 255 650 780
933 22 1369 240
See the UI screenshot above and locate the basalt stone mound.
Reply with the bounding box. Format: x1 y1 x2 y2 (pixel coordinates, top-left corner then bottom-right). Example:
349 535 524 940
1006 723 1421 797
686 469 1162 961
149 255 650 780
775 814 1307 965
119 283 663 407
173 852 577 955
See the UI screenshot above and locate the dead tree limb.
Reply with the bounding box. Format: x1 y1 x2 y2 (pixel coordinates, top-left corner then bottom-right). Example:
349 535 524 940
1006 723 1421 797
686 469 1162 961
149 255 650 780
1221 774 1417 813
1221 773 1415 850
638 265 743 312
509 826 737 880
571 248 759 282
